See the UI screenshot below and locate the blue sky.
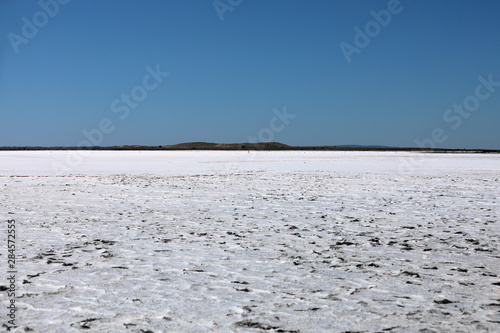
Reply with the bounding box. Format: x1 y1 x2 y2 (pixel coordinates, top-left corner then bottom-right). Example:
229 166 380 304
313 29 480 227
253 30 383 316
1 0 499 148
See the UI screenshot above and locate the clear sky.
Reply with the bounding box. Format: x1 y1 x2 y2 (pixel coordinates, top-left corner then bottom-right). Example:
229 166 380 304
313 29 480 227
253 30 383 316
1 0 499 148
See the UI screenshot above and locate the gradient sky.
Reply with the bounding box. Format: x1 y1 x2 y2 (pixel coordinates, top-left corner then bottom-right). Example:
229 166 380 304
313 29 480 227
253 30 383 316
1 0 499 148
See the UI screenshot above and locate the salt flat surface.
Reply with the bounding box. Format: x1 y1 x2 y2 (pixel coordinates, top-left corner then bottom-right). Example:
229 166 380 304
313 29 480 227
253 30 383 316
1 150 500 176
0 151 499 332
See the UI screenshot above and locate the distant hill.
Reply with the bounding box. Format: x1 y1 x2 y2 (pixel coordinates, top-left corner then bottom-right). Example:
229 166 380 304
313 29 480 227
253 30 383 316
160 142 291 150
336 145 392 148
0 142 499 153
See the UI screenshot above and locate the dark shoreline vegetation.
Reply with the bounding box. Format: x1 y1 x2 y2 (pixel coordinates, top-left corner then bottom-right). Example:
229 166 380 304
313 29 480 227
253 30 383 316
0 142 499 153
